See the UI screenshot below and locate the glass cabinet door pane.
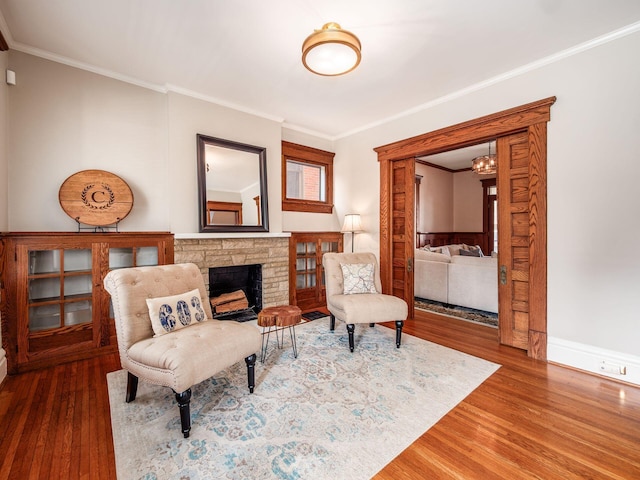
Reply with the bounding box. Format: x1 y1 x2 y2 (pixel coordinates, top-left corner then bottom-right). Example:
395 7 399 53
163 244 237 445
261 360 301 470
321 241 338 253
109 248 134 269
64 274 93 298
29 277 60 302
136 247 159 266
296 274 306 289
64 249 92 271
296 258 306 272
64 300 92 326
308 273 316 287
29 250 61 274
29 304 61 331
307 242 316 254
306 258 316 270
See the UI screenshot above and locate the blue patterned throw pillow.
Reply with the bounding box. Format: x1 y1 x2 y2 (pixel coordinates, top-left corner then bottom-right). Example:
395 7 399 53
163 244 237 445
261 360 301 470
340 263 378 295
146 288 207 336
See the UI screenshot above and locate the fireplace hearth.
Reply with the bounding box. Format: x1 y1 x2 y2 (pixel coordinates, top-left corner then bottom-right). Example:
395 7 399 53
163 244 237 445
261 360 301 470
209 264 262 322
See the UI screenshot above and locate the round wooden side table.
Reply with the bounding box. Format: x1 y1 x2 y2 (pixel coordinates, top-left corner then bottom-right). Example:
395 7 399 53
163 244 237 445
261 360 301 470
257 305 302 362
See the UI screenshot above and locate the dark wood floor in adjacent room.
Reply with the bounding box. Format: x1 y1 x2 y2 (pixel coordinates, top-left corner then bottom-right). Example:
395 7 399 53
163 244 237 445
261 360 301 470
1 310 639 479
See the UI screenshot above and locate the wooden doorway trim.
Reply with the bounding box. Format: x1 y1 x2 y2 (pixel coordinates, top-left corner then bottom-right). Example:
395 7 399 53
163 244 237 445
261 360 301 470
375 96 556 360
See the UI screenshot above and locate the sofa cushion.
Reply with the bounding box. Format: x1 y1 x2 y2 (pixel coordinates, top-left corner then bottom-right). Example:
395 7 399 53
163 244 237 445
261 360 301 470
448 258 498 313
340 263 378 294
419 244 446 254
328 293 408 324
415 249 451 263
146 288 207 337
414 257 448 303
440 244 463 256
127 319 261 393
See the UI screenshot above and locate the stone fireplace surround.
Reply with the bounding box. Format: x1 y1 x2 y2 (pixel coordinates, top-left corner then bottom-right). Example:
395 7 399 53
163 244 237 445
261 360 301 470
173 233 290 309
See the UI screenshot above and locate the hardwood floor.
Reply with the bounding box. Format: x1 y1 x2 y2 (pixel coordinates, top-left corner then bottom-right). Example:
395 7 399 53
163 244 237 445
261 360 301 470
1 310 639 479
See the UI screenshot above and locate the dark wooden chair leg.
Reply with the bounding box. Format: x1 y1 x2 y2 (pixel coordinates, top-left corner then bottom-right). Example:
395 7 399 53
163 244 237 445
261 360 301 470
125 372 139 403
395 320 404 348
245 353 257 393
347 323 355 352
330 313 336 331
175 388 192 438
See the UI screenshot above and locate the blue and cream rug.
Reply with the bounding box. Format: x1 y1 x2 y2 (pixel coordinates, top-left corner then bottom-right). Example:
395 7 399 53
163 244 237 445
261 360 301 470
107 317 499 480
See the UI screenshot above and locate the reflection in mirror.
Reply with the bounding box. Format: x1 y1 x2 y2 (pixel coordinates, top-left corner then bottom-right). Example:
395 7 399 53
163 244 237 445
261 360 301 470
197 134 269 232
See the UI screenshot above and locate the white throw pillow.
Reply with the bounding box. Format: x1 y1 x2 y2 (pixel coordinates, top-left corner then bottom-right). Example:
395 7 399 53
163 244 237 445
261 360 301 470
340 263 378 295
146 288 207 336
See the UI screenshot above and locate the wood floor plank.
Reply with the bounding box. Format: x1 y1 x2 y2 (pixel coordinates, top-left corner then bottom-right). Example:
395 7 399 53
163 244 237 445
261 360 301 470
1 311 639 479
0 369 41 479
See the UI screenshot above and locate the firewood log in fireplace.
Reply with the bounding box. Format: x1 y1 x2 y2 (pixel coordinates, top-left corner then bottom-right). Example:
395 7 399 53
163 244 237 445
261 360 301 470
210 289 249 314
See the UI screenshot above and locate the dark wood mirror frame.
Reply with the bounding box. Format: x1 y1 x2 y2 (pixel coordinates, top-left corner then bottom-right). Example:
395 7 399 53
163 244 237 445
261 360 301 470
197 134 269 233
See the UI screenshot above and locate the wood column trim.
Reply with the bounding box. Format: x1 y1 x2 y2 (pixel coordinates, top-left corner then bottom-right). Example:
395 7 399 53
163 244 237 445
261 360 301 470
374 97 556 161
376 96 556 361
527 122 548 360
379 157 392 293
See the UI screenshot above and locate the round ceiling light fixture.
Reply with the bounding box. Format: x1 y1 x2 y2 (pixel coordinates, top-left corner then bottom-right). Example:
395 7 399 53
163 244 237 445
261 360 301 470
302 22 361 76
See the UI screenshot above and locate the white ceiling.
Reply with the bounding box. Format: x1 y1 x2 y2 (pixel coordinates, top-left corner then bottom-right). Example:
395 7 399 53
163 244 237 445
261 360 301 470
418 142 496 171
1 0 640 143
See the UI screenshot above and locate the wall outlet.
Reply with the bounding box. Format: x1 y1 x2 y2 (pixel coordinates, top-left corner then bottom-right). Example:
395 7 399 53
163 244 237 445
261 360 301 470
599 361 627 375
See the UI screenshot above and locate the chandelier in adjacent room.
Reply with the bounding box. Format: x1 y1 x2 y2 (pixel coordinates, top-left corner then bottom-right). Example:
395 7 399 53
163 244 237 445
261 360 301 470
471 143 497 175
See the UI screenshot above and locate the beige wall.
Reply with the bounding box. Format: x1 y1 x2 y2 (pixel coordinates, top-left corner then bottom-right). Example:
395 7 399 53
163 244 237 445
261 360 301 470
416 163 453 232
334 29 640 378
453 170 483 232
166 92 283 233
7 52 169 231
415 164 483 234
5 51 288 234
281 127 341 233
0 51 7 385
0 50 7 231
3 29 640 381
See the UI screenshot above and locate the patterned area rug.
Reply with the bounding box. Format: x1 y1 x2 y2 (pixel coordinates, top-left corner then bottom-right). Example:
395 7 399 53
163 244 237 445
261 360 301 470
107 317 499 480
415 297 499 328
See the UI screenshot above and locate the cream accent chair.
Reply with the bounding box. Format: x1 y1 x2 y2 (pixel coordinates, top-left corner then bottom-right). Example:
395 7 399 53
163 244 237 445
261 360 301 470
323 252 408 352
104 263 261 438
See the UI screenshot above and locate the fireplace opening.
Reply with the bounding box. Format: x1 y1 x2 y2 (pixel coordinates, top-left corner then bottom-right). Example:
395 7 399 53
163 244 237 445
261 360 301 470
209 264 262 322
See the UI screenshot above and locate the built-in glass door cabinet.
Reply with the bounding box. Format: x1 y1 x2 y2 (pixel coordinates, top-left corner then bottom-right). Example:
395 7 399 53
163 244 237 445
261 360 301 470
288 232 343 311
0 232 174 373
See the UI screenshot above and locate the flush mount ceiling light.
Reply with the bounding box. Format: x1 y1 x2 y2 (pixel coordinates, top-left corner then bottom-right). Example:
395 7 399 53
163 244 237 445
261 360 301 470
302 22 361 76
471 143 497 175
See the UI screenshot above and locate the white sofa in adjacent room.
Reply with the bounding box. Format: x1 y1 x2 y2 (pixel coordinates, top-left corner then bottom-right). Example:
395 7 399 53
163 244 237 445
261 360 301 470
414 246 498 313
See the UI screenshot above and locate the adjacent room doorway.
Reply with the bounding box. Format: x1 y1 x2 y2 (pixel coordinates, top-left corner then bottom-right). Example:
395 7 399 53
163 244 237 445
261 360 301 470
375 97 556 360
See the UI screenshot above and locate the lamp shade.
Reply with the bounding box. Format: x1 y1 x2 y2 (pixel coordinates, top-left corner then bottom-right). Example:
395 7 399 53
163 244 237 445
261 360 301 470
341 214 363 233
302 22 361 76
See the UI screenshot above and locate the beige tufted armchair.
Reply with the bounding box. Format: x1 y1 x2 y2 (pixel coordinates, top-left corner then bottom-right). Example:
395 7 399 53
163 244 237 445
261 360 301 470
323 252 408 352
103 262 261 438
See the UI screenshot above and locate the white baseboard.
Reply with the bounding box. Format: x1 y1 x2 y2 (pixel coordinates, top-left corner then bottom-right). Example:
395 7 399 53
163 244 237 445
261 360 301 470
548 337 640 386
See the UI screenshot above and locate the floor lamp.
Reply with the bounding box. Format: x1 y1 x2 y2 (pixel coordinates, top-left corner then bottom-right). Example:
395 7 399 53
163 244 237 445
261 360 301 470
341 214 363 252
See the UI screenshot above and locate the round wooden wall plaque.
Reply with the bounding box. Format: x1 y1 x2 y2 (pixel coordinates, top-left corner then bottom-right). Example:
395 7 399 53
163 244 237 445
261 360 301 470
59 170 134 226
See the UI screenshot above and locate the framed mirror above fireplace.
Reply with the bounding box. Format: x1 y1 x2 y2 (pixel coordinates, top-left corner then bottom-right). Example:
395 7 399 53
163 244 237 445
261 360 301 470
197 134 269 233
